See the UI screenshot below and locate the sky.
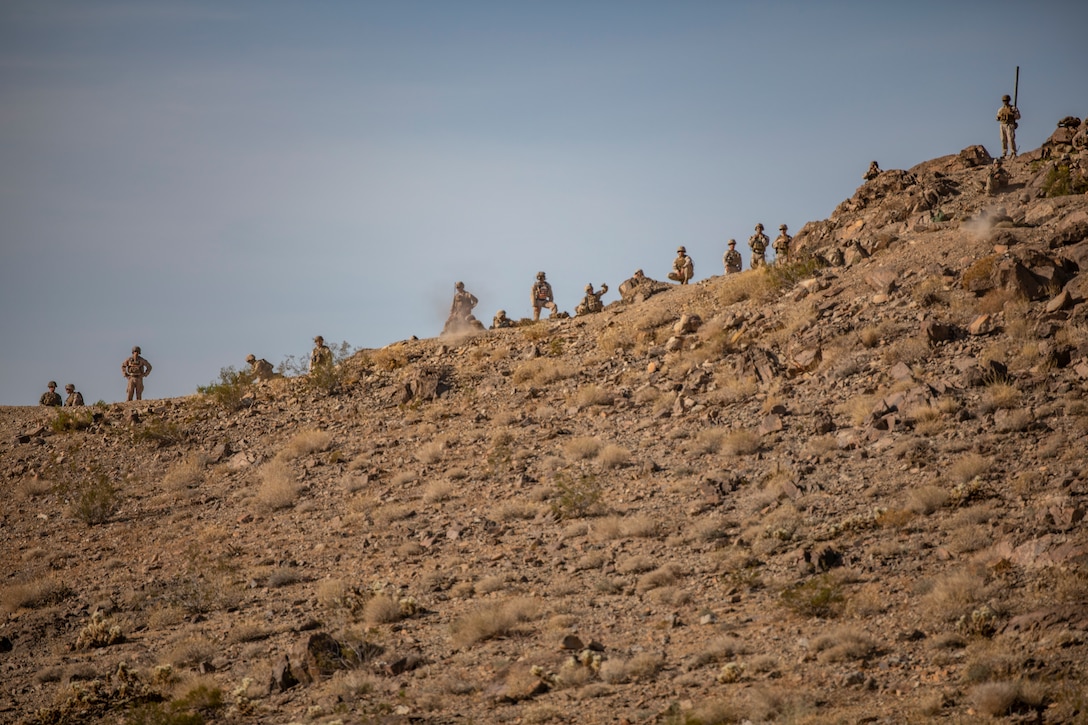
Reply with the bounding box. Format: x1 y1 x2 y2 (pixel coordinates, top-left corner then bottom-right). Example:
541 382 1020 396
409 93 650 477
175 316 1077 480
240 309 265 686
2 1 1086 406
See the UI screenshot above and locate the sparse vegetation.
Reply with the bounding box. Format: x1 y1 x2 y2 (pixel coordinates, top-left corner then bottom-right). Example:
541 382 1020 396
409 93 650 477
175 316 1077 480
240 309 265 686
550 471 604 519
197 366 255 411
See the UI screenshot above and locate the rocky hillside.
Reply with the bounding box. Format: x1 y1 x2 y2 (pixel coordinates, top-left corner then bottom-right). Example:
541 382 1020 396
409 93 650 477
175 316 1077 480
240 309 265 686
2 138 1087 725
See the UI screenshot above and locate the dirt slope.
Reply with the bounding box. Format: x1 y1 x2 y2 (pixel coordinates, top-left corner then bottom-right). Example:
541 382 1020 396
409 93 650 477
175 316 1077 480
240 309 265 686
2 142 1087 724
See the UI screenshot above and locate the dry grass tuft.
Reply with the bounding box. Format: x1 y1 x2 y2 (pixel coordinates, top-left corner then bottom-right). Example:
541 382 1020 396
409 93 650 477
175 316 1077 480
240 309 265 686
256 459 300 511
563 436 601 460
925 567 987 621
636 563 682 593
981 381 1021 412
969 680 1046 718
721 429 760 456
2 576 72 612
279 429 333 459
906 485 950 515
948 453 990 484
598 444 631 469
573 384 614 409
693 427 727 454
809 627 877 662
416 437 447 464
450 597 541 647
162 454 207 492
512 359 576 386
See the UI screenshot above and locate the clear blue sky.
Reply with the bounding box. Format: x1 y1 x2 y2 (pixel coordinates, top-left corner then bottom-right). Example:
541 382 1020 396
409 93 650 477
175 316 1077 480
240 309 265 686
2 1 1085 405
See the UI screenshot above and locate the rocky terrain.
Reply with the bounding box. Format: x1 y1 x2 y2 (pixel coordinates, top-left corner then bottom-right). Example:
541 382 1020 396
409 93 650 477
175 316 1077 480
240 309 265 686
2 136 1087 724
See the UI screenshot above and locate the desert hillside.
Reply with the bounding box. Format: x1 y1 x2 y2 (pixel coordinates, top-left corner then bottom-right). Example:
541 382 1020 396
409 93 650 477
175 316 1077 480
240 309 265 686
2 139 1087 724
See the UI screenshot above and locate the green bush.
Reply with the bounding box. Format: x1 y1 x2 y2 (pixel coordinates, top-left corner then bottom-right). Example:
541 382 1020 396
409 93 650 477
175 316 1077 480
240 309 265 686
550 472 603 519
1042 163 1088 197
780 574 845 618
51 408 95 433
71 470 120 526
133 419 185 447
197 366 254 411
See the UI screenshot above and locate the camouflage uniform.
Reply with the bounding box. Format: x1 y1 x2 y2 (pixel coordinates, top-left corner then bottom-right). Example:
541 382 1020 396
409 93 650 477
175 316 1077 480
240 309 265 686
773 224 792 264
667 246 694 284
491 310 514 329
997 95 1021 158
748 224 769 268
575 283 608 316
443 282 480 334
864 161 881 180
723 240 742 274
985 159 1010 195
531 272 558 321
39 382 62 407
122 347 152 401
246 354 275 381
310 336 333 372
64 384 84 406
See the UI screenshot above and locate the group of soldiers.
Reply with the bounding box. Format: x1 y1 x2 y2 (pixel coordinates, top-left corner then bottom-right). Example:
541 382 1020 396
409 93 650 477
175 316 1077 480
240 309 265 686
38 381 83 407
38 344 153 406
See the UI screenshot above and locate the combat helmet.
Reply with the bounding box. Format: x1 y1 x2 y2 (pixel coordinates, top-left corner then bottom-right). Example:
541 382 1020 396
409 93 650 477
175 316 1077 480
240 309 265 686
1002 94 1011 102
455 281 464 290
246 354 256 363
314 335 324 344
65 384 74 392
585 284 593 292
677 245 686 253
779 224 788 230
48 381 57 388
755 223 764 231
727 239 736 246
536 271 546 280
132 346 141 354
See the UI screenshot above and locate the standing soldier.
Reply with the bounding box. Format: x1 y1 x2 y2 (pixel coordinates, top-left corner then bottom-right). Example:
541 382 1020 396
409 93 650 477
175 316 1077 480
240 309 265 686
122 346 152 401
667 246 694 284
39 381 62 407
309 336 332 372
442 281 480 334
64 383 84 406
773 224 792 265
245 354 275 381
575 283 608 316
748 224 769 268
530 272 558 321
723 239 742 274
997 94 1020 158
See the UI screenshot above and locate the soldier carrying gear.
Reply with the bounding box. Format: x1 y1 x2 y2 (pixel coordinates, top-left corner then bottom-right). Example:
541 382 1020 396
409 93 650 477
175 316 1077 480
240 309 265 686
245 353 275 381
309 336 332 372
723 239 742 274
997 94 1021 158
64 383 84 406
492 309 515 329
530 271 558 321
442 281 481 334
748 223 769 268
985 158 1010 196
39 381 62 407
773 224 792 265
575 283 609 316
122 346 153 401
667 246 694 284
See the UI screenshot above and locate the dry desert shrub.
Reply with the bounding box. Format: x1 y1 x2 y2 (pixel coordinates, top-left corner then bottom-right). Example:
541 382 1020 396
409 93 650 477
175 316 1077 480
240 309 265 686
969 680 1046 718
802 434 839 458
617 555 656 574
882 335 929 366
2 576 72 611
597 326 635 354
512 358 575 385
924 567 987 621
449 597 541 647
600 653 664 684
906 484 950 515
256 459 300 511
809 627 877 663
162 454 207 491
280 428 333 459
160 634 217 668
598 444 631 469
317 578 364 616
693 427 727 454
363 594 409 626
573 384 614 409
721 429 760 456
415 437 447 464
563 436 601 460
370 344 407 371
981 381 1021 412
637 563 681 593
717 268 777 305
267 567 302 588
475 575 508 595
688 636 748 669
422 479 454 503
836 392 882 427
948 453 990 484
913 275 950 307
16 476 53 498
327 670 376 704
495 500 542 521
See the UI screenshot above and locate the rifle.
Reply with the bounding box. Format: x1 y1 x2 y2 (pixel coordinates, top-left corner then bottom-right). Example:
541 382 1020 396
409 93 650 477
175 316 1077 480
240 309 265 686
1013 65 1019 109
